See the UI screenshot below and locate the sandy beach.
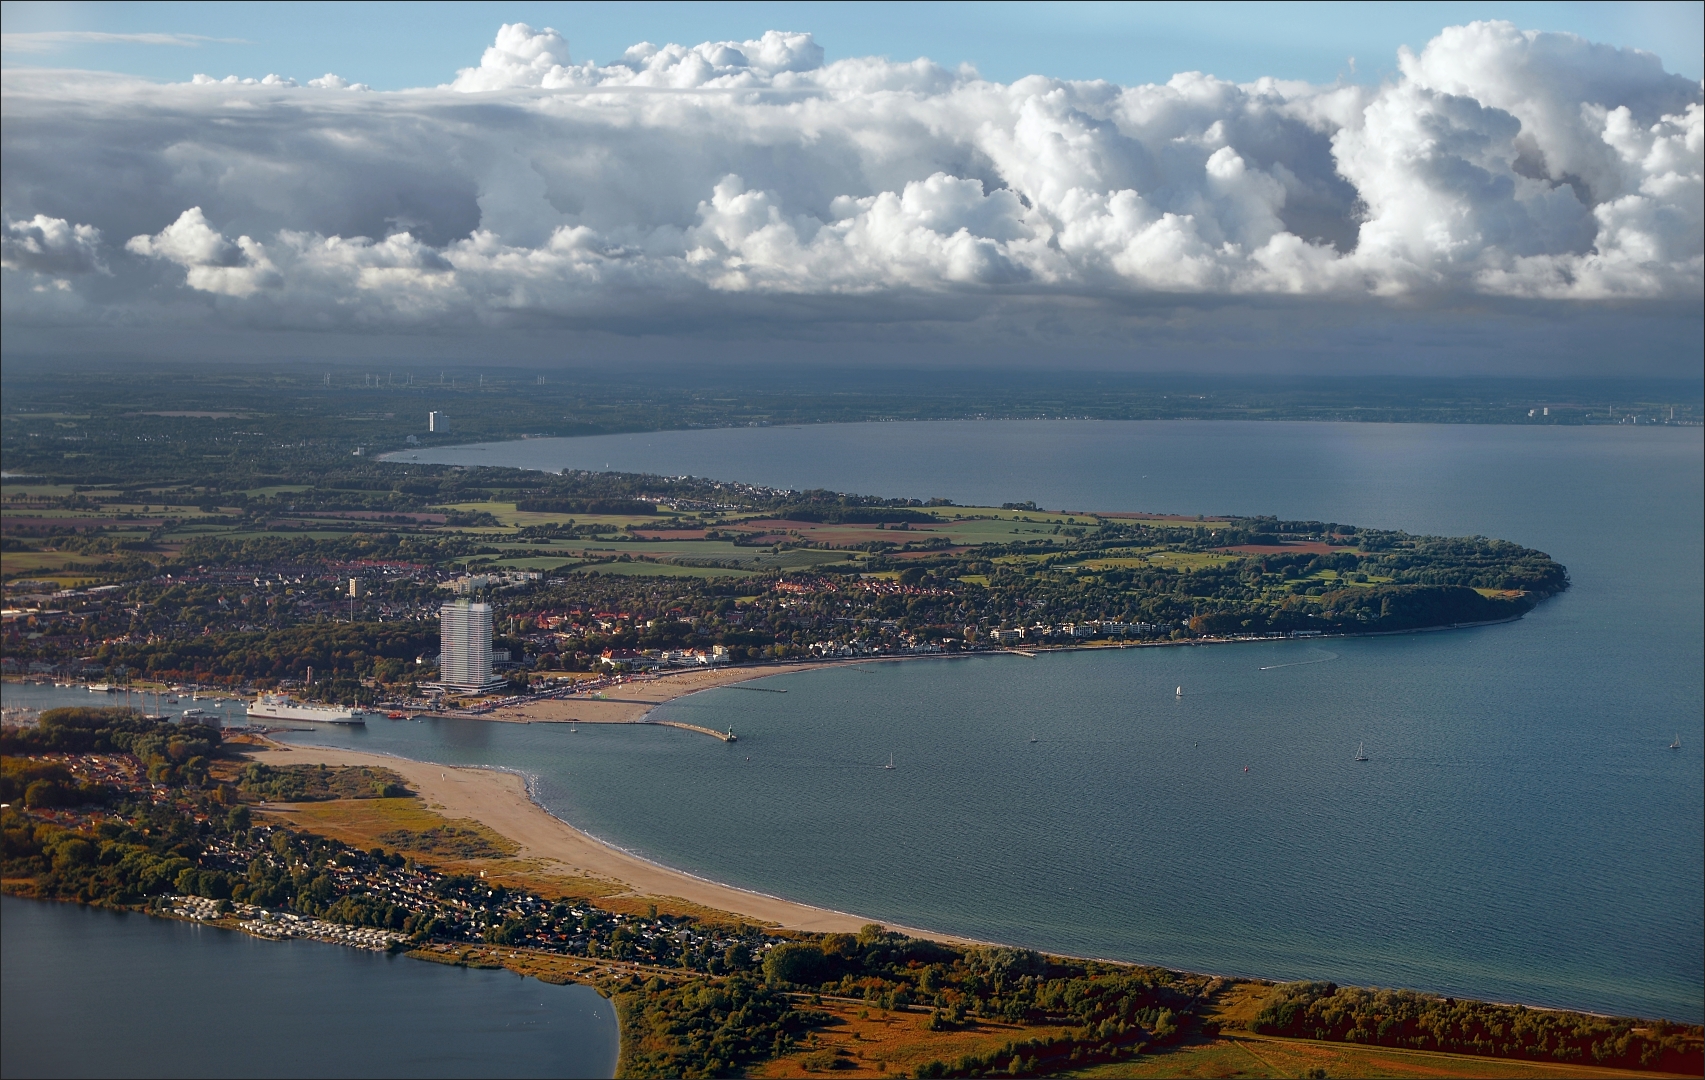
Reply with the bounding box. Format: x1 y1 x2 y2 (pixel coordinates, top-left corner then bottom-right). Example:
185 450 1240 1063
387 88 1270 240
487 660 846 725
243 735 978 941
245 659 999 940
246 740 875 931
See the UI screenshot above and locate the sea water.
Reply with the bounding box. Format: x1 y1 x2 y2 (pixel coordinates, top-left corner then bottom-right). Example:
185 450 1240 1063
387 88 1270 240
344 420 1704 1021
0 895 618 1078
13 421 1699 1026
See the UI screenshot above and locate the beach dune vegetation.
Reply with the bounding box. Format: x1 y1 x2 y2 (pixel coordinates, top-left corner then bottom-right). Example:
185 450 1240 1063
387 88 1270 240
238 762 411 802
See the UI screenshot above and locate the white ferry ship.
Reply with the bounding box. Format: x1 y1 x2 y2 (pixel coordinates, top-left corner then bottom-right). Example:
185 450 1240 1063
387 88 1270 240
246 694 367 725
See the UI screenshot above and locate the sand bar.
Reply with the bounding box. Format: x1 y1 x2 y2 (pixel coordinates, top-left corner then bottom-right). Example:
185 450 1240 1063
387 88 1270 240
243 738 969 940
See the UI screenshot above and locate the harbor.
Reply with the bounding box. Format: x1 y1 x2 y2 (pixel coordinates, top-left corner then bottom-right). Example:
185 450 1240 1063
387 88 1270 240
0 679 253 727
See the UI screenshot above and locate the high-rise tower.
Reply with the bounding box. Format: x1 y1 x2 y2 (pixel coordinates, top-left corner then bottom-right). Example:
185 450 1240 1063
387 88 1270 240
439 600 504 691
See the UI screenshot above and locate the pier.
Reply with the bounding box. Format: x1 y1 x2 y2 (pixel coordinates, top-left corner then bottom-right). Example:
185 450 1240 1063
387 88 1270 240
644 719 738 742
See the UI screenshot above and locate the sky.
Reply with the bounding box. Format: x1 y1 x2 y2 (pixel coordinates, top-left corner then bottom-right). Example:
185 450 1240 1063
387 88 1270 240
2 2 1701 376
4 2 1701 90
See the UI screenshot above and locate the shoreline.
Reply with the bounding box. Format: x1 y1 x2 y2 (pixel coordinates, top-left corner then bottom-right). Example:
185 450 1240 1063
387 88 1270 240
13 625 1535 939
440 611 1534 726
479 659 862 726
244 736 981 942
13 637 1693 1027
0 613 1530 721
242 735 1690 1025
7 896 1696 1080
13 614 1577 990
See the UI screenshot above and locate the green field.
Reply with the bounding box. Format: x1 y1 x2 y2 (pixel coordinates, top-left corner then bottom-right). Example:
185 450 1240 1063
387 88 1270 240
236 484 315 498
484 537 860 572
1 548 130 589
435 501 677 530
467 555 589 572
570 561 753 579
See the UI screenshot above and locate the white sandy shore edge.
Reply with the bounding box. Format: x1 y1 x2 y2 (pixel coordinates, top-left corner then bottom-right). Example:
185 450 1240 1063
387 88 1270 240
244 739 981 943
484 656 948 725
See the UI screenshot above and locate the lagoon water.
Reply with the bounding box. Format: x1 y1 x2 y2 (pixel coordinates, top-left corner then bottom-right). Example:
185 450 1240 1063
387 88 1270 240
0 895 618 1079
345 420 1704 1022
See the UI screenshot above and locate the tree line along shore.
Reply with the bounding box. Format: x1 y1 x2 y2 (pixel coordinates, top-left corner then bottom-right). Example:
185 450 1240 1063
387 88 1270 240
3 706 1700 1079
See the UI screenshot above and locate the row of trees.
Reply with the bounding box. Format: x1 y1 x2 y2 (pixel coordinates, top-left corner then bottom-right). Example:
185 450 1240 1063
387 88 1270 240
1250 981 1701 1074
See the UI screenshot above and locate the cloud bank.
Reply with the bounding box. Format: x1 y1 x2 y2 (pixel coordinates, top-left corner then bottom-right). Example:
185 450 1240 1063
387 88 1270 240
1 20 1699 367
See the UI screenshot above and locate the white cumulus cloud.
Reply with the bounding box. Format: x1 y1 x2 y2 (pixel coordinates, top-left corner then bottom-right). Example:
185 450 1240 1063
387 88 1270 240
3 213 104 276
449 23 827 91
125 207 277 296
2 19 1699 337
306 73 369 91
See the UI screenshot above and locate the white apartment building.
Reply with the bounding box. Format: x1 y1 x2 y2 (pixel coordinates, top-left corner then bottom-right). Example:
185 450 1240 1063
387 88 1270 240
438 600 506 692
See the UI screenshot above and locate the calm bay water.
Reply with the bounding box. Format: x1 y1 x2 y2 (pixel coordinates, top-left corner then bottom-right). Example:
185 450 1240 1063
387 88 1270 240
0 895 618 1079
11 421 1698 1034
353 420 1702 1021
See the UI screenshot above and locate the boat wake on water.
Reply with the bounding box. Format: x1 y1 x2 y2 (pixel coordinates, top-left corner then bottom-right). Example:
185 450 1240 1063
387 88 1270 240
1259 651 1339 671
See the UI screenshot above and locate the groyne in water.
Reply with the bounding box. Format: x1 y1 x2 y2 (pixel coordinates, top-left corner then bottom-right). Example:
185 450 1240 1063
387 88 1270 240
643 719 737 742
